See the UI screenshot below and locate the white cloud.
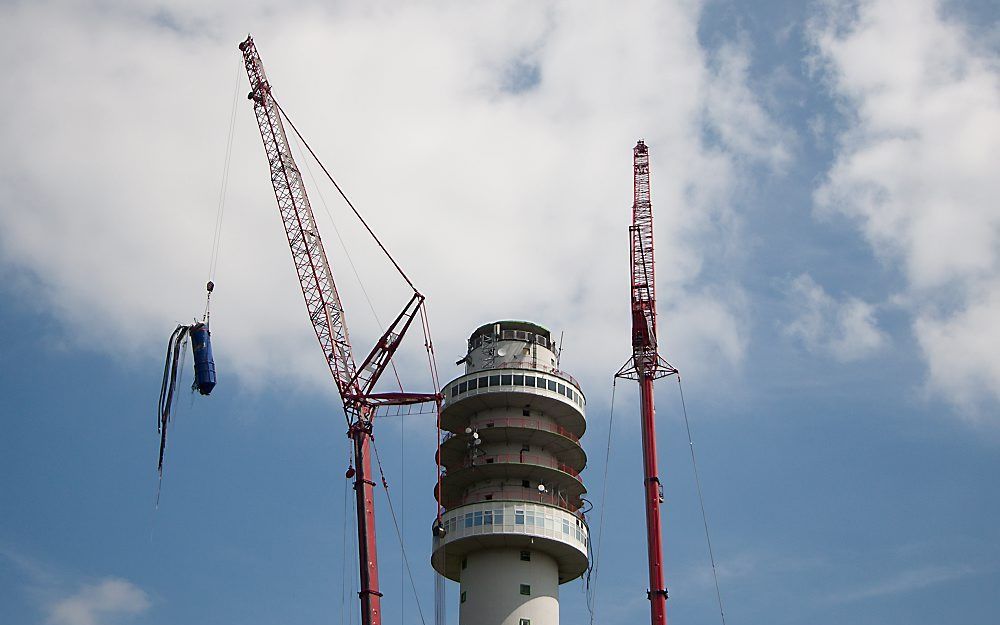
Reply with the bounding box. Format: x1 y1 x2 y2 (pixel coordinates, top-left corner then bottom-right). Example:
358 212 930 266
784 273 886 361
914 279 1000 412
810 0 1000 410
703 41 794 169
47 578 151 625
0 0 785 400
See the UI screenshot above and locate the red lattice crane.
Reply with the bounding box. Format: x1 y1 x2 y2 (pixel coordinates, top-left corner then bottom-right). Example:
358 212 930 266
617 139 678 625
239 35 440 625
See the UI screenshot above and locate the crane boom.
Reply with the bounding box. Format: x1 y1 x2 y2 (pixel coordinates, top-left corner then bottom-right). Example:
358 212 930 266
616 140 677 625
239 37 359 399
239 35 438 625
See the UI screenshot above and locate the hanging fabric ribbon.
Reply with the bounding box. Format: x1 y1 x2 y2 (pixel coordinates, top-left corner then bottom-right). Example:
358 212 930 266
156 285 218 480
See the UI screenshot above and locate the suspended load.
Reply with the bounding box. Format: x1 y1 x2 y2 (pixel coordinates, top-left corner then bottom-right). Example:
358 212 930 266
190 322 217 395
156 282 218 478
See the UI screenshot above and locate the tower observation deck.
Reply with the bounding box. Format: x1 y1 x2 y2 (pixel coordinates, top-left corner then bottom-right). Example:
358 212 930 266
432 320 589 625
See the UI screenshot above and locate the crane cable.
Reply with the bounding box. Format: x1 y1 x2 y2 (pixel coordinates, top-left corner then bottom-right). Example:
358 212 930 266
417 302 448 625
677 375 727 625
272 98 416 292
371 439 428 625
203 58 243 322
585 378 617 625
290 133 406 394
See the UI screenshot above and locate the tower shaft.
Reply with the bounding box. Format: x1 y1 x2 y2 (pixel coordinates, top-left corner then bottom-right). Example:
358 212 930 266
433 321 590 625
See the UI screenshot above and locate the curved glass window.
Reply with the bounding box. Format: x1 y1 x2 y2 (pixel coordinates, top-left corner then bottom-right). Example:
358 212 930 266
447 371 585 408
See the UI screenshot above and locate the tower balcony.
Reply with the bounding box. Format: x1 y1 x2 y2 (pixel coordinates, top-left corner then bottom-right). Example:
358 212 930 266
431 500 590 584
439 417 587 473
441 368 586 437
436 452 586 508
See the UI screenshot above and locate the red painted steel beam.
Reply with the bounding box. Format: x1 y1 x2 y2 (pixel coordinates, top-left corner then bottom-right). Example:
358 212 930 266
352 421 382 625
617 140 676 625
639 374 667 625
239 35 438 625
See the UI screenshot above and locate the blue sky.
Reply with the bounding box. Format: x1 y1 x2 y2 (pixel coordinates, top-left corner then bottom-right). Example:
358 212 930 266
1 1 998 624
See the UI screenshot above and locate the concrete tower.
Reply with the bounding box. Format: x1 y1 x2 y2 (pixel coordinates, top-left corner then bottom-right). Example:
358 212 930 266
432 321 589 625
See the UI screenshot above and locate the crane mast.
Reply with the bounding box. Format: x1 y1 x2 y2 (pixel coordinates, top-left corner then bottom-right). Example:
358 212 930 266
617 140 678 625
239 36 437 625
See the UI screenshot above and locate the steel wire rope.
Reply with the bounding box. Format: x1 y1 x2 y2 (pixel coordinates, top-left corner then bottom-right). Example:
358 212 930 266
677 375 727 625
416 303 447 625
289 132 406 395
273 98 416 291
287 126 410 623
371 439 428 625
203 58 243 321
586 378 618 625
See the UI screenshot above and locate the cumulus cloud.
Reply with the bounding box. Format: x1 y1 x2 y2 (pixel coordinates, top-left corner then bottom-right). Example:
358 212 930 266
47 578 151 625
810 0 1000 410
784 274 886 361
703 42 794 170
0 0 785 399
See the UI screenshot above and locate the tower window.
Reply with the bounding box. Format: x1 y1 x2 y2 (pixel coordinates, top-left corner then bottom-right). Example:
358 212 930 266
513 374 524 385
461 591 467 603
520 620 531 625
524 376 536 387
522 480 530 488
520 584 531 596
522 408 531 416
462 557 467 570
520 550 531 561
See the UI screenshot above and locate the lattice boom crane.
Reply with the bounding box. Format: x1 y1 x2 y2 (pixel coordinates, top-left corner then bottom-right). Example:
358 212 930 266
617 139 678 625
239 35 440 625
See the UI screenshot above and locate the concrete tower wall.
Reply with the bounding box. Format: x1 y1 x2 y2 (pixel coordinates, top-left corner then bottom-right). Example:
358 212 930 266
460 549 559 625
433 321 589 625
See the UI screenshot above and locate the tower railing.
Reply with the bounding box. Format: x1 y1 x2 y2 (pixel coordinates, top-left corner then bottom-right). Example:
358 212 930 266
458 361 584 393
463 453 582 480
439 486 585 519
442 417 581 444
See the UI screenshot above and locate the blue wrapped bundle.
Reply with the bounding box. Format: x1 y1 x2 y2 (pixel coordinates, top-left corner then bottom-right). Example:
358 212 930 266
189 322 216 396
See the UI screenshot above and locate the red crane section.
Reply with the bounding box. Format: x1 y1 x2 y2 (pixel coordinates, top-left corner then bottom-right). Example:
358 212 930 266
617 140 677 625
239 36 438 625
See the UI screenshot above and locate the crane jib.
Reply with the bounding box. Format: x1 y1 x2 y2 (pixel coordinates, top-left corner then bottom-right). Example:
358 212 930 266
238 35 440 625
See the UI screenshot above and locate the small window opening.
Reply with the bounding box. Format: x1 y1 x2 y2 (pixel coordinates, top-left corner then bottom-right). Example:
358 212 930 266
461 591 467 603
520 584 531 596
520 550 531 561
